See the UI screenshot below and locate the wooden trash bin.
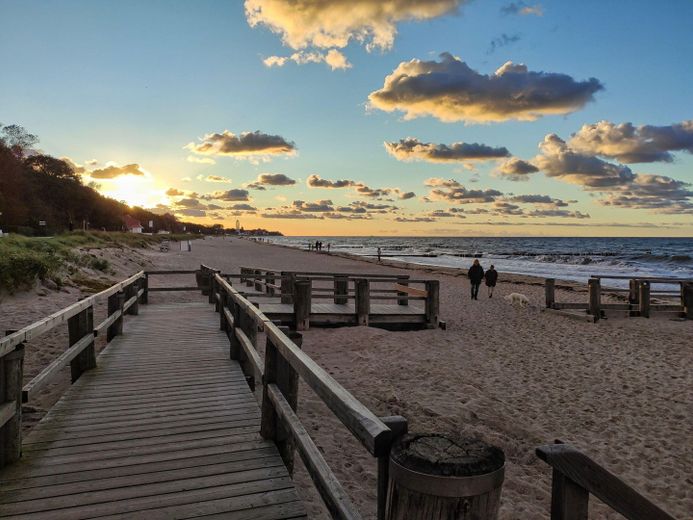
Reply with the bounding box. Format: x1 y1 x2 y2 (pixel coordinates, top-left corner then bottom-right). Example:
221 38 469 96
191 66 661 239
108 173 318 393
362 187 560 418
386 434 505 520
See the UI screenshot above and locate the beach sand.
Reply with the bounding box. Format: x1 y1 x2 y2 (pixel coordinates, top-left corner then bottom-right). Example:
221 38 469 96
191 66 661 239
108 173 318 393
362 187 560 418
1 236 690 519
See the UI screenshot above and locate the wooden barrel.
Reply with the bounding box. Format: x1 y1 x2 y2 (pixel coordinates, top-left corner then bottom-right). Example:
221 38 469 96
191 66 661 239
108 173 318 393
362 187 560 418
386 434 505 520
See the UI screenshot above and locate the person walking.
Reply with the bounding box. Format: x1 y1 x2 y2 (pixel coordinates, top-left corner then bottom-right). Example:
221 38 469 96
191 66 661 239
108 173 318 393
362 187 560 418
467 259 484 300
377 247 382 262
485 264 498 298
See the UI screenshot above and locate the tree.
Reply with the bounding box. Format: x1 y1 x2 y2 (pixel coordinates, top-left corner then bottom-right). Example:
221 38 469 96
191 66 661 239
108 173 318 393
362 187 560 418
0 124 38 159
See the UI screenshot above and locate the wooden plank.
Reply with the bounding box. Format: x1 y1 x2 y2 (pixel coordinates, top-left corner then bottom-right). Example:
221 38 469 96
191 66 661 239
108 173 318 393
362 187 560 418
235 327 264 379
393 284 427 297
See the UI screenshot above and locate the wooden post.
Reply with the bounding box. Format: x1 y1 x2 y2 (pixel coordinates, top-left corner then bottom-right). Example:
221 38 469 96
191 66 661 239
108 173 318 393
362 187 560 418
425 280 440 329
276 330 302 474
245 268 254 288
208 271 217 304
334 275 348 305
68 305 96 383
396 276 409 306
639 281 651 318
550 469 589 520
254 270 263 292
629 279 640 317
377 416 408 520
588 279 601 321
386 434 505 520
228 300 241 360
355 278 370 326
199 266 210 295
545 278 555 309
293 280 312 331
106 291 124 342
126 281 139 316
683 283 693 320
141 273 149 304
219 290 227 331
280 272 295 304
266 272 276 296
0 344 24 468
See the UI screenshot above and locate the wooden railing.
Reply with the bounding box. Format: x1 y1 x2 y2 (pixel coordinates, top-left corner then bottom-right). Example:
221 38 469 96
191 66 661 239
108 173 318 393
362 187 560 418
544 276 693 322
0 271 146 468
234 267 440 329
199 265 408 520
536 442 676 520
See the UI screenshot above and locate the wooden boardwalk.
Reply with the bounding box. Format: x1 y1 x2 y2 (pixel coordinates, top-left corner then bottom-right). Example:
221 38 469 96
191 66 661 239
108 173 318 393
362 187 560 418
0 302 306 520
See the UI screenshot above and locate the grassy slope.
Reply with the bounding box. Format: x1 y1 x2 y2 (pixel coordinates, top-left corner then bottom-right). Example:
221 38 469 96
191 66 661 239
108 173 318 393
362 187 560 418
0 231 196 293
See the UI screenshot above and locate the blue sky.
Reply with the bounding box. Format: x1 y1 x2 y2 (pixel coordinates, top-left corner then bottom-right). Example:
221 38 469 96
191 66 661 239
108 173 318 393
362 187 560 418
1 0 692 235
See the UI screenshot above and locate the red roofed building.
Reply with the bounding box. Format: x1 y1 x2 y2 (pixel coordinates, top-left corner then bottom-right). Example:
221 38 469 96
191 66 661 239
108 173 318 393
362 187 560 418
123 215 143 233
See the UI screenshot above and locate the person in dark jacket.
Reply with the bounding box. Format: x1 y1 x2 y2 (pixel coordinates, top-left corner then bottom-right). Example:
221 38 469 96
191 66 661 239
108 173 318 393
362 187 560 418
467 259 484 300
485 264 498 298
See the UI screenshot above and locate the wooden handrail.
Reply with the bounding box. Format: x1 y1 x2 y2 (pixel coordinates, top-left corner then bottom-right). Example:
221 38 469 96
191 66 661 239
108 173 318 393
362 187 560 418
0 271 144 358
393 283 428 298
536 443 677 520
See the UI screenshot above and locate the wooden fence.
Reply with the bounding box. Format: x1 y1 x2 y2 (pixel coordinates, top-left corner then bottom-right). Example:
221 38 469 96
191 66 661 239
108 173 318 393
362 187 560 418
544 275 693 322
537 442 676 520
199 264 408 520
233 267 441 329
0 271 146 468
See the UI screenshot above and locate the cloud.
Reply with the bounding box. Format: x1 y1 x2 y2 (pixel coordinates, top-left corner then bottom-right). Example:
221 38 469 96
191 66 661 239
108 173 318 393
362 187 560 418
488 33 521 54
496 157 539 180
187 155 216 165
206 189 251 201
246 173 297 190
176 197 206 209
501 2 543 16
263 49 352 70
200 175 232 183
177 208 206 217
526 209 590 218
307 174 413 200
425 179 503 204
507 194 569 206
245 0 465 52
228 203 258 211
185 130 296 161
368 53 603 123
166 188 186 196
292 199 335 212
89 163 146 179
534 134 635 188
261 211 324 219
568 119 693 163
598 174 693 214
385 137 510 163
307 174 356 188
395 216 436 222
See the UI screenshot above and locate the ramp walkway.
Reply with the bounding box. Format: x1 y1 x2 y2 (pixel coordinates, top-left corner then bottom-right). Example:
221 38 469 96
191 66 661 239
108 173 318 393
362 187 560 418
0 302 306 519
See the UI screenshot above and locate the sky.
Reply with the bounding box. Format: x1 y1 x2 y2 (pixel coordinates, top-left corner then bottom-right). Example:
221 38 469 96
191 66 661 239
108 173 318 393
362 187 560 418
1 0 692 237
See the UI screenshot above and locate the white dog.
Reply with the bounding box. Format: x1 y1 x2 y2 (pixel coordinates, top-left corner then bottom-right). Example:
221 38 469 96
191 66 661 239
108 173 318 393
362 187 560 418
504 292 530 307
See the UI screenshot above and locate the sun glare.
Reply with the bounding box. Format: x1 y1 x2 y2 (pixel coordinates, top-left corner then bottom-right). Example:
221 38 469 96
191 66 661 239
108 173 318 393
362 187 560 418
100 175 162 208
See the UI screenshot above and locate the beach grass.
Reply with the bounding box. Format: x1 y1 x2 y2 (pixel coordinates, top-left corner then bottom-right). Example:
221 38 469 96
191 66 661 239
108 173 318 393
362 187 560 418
0 231 197 293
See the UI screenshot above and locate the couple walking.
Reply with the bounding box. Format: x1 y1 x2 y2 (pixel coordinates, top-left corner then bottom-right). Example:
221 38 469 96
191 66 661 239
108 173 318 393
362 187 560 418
468 259 498 300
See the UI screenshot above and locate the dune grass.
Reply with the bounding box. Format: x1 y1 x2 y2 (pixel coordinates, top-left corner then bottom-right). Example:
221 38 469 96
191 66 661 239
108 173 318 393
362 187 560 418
0 231 197 293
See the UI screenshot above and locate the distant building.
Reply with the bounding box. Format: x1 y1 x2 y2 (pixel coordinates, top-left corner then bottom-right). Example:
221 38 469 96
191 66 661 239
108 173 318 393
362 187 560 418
123 215 143 233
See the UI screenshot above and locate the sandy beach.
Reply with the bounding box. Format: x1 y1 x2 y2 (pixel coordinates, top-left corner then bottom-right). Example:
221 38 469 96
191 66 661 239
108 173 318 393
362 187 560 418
1 236 690 519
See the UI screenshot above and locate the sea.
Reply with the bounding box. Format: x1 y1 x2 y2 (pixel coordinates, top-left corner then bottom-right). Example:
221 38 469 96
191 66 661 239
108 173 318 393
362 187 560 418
264 236 693 289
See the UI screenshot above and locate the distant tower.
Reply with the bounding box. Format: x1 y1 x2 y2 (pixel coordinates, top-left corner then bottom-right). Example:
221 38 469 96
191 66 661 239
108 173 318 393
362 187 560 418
235 219 240 233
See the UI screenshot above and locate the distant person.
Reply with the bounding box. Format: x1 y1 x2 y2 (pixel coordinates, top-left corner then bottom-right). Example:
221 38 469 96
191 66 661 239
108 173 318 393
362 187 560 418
327 243 331 253
377 247 382 262
485 265 498 298
467 259 484 300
